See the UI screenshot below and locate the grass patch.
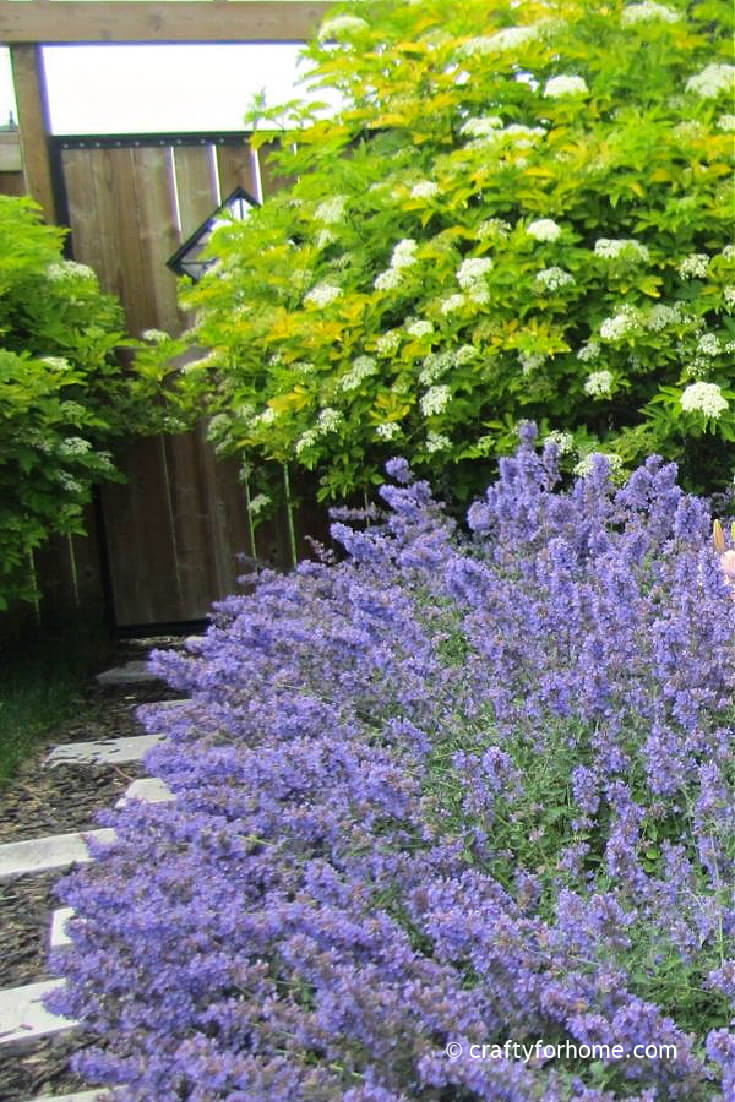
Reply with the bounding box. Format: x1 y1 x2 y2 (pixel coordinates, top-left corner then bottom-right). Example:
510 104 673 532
0 618 112 785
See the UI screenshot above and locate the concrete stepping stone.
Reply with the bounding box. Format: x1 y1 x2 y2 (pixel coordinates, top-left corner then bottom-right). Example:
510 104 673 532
115 776 174 808
50 906 76 949
0 979 75 1044
96 660 162 686
0 829 116 879
45 734 162 768
18 1092 112 1102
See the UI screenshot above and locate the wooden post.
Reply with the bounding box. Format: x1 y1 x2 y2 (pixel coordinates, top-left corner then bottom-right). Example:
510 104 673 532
10 44 55 222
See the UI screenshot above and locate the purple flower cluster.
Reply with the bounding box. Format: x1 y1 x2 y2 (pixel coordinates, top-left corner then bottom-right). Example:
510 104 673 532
50 428 735 1100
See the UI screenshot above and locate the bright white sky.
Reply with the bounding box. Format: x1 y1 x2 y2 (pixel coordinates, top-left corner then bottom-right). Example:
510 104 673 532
0 43 329 133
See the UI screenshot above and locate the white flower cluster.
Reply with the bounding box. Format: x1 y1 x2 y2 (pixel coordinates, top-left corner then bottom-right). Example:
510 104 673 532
247 493 271 517
460 116 503 138
141 329 170 343
697 333 720 357
685 64 735 99
316 230 336 250
645 303 682 331
519 351 545 374
317 15 368 40
621 2 680 24
406 318 434 339
374 239 418 292
252 407 276 427
410 180 439 200
724 286 735 309
679 253 709 279
340 355 378 392
583 370 614 397
543 75 589 98
674 121 704 140
420 384 451 416
594 238 650 262
295 430 318 456
314 195 346 224
723 246 735 260
718 115 735 131
58 473 83 494
304 282 342 307
375 330 402 356
461 22 546 55
376 422 401 441
545 429 574 455
577 341 601 362
41 355 71 371
527 218 562 242
680 381 728 417
317 408 343 434
478 218 512 239
574 452 623 478
441 294 465 315
535 266 575 291
457 256 493 290
420 351 455 385
426 431 452 453
599 305 640 340
59 436 92 457
391 239 418 269
47 260 96 281
455 344 477 365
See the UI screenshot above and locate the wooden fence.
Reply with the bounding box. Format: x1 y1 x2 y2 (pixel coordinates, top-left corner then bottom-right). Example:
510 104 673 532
1 132 331 632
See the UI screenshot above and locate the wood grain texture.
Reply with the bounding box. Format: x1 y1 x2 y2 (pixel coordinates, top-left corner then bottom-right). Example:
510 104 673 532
9 45 54 221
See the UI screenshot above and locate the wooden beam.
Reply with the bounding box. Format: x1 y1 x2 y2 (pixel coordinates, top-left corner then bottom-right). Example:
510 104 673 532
0 132 22 173
0 2 331 45
9 45 55 221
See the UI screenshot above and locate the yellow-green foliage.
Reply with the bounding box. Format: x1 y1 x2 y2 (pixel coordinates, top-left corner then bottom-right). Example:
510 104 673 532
160 0 735 502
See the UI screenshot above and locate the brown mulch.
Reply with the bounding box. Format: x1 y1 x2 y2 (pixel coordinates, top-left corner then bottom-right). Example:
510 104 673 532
0 638 190 1102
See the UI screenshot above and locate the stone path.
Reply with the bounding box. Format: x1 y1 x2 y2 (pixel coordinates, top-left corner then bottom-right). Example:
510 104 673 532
0 649 185 1102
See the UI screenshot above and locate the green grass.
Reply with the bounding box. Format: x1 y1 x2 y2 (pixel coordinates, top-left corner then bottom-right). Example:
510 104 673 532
0 618 112 785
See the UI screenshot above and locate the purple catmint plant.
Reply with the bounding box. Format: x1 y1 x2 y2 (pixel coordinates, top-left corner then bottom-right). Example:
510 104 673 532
49 428 735 1100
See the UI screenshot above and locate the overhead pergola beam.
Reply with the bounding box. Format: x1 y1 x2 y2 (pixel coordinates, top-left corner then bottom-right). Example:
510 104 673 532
0 2 331 45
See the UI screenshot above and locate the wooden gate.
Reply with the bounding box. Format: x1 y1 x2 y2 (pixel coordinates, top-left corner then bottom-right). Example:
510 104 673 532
51 133 324 628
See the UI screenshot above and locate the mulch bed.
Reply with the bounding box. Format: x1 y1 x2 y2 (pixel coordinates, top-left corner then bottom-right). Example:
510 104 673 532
0 638 190 1101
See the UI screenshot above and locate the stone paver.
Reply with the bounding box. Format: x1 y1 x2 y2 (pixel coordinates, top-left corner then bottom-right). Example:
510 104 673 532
50 907 76 949
115 777 174 808
45 734 162 768
0 829 116 879
0 979 75 1044
96 660 161 686
19 1093 112 1102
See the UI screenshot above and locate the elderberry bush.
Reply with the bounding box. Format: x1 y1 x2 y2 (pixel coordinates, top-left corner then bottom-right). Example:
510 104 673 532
51 427 735 1100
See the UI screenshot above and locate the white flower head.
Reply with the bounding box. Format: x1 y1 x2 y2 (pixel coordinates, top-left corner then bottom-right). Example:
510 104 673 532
314 196 346 224
318 15 368 41
594 238 650 262
340 355 378 391
410 180 439 200
519 351 545 374
686 64 735 99
376 422 401 441
477 218 512 240
461 116 504 138
457 256 493 288
375 330 402 356
543 75 589 98
535 266 575 291
374 268 403 292
441 293 466 315
391 238 418 269
574 452 623 478
577 341 601 362
248 493 271 516
141 329 170 343
527 218 562 242
717 115 735 132
59 436 92 457
41 355 71 371
723 286 735 309
420 385 451 416
546 429 574 455
679 253 709 280
406 318 434 339
680 381 728 417
461 21 550 56
295 429 319 456
304 282 342 308
697 333 720 357
455 344 477 365
583 370 614 397
645 303 682 331
316 407 343 434
599 305 640 340
315 229 336 249
426 431 452 453
621 2 681 24
47 260 96 281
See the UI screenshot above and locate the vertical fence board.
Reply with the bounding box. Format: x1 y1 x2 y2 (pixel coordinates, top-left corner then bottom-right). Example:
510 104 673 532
173 144 218 239
131 146 183 337
216 141 258 200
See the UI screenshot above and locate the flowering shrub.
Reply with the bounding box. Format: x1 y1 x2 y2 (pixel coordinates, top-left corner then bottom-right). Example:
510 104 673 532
52 427 735 1099
149 0 735 502
0 197 170 609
